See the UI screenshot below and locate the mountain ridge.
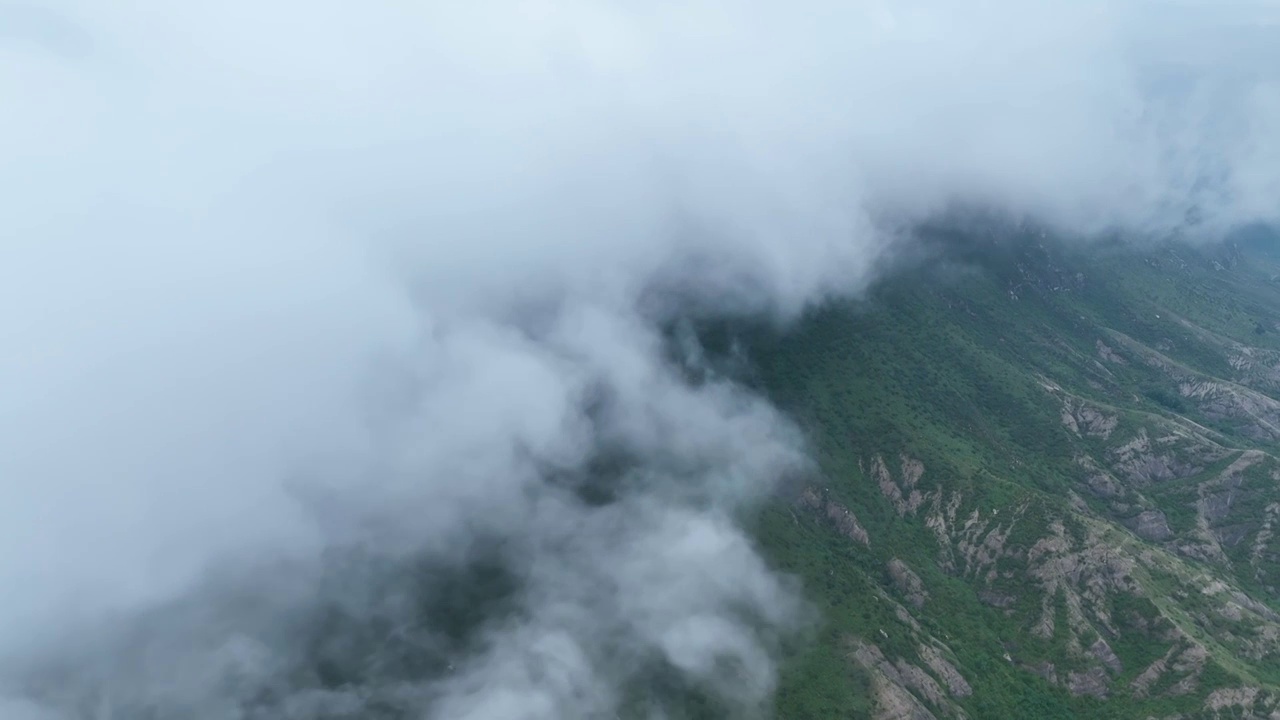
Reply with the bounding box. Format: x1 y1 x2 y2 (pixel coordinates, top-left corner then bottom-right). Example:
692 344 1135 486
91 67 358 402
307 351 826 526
733 229 1280 719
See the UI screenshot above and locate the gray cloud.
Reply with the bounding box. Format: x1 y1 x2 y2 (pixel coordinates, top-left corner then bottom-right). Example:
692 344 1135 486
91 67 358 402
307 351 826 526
1 0 1277 717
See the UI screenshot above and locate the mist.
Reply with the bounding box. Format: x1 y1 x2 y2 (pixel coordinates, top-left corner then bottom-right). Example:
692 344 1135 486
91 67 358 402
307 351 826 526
2 0 1278 717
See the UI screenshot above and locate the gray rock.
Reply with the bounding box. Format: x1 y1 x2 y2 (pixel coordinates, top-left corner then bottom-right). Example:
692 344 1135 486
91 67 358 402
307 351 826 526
1125 510 1174 542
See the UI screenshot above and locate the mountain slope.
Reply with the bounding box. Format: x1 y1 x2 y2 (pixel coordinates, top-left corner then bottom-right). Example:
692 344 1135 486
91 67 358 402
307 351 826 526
735 231 1280 719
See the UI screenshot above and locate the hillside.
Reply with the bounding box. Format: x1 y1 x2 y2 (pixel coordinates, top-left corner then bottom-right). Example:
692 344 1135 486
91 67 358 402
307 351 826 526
727 230 1280 719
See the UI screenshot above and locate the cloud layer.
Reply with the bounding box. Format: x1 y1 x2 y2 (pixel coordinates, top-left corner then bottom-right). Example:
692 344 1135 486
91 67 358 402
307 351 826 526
1 0 1277 717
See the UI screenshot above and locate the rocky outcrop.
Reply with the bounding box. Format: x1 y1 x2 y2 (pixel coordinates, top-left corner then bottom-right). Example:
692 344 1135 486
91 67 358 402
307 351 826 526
1205 687 1259 713
827 502 871 546
888 559 928 609
1067 667 1110 698
1172 451 1280 568
1250 502 1280 572
1125 510 1174 542
1109 428 1206 486
918 645 972 698
1088 638 1123 675
1168 645 1208 696
1114 327 1280 440
1097 340 1126 365
1130 638 1209 699
901 456 926 488
798 486 870 546
872 454 927 516
872 676 938 720
1179 380 1280 441
1077 454 1125 499
1061 399 1119 439
1028 520 1139 641
849 641 967 720
925 491 966 574
1131 645 1180 698
1197 452 1264 525
766 244 1280 719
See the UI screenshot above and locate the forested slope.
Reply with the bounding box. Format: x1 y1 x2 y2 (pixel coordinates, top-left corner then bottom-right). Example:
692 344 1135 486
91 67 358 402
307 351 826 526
736 231 1280 719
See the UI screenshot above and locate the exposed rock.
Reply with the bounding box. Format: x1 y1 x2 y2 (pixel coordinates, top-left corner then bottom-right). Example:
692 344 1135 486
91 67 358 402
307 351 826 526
1250 503 1280 570
852 641 885 664
1159 644 1209 697
1062 399 1119 439
1177 452 1280 567
1173 644 1208 672
1200 488 1247 526
1229 346 1280 395
1097 340 1127 365
798 486 870 546
1219 601 1244 622
1125 510 1174 542
925 492 965 573
918 645 972 698
1089 638 1123 675
1085 471 1124 498
855 643 924 696
888 559 928 609
1110 428 1201 485
1179 380 1280 441
1068 667 1110 698
1197 452 1263 524
1131 645 1179 698
849 640 967 719
872 675 938 720
1227 590 1280 623
1176 526 1231 566
873 455 926 516
1077 455 1125 498
895 603 922 631
893 660 949 708
1214 523 1253 548
1067 491 1089 513
1030 609 1056 641
901 455 926 489
1129 641 1212 699
1028 520 1140 641
1110 329 1280 439
1205 687 1259 713
954 508 1020 580
827 501 871 546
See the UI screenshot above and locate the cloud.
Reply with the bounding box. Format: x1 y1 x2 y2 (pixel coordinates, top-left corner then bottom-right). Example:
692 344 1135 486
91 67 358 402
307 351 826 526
1 0 1277 717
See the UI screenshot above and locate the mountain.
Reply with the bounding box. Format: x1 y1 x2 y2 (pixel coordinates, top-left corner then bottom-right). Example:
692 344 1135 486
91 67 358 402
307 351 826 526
725 229 1280 719
18 223 1280 720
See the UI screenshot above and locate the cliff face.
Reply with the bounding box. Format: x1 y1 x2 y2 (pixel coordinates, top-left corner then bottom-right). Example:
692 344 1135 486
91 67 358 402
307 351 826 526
756 235 1280 719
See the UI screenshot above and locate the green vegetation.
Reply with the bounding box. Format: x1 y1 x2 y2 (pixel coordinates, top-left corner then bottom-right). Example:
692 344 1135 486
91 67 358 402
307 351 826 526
723 231 1280 718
